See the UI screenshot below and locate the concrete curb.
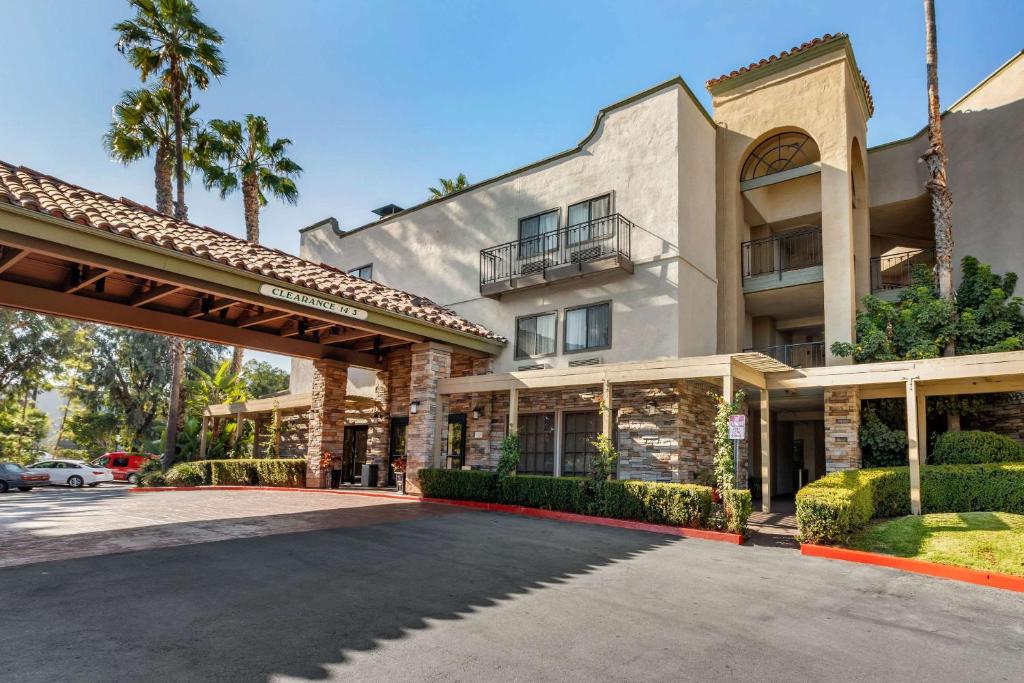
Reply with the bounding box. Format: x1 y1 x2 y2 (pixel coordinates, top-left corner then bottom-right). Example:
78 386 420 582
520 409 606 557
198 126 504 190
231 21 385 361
801 543 1024 593
130 486 745 545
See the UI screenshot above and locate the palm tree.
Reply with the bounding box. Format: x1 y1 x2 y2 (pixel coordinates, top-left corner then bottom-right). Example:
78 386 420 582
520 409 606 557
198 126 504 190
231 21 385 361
103 87 199 215
923 0 960 432
114 0 226 222
428 173 468 199
197 114 302 374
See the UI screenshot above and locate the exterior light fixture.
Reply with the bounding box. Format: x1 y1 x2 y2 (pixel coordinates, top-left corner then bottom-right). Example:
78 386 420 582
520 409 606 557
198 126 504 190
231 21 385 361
410 400 420 415
472 407 484 420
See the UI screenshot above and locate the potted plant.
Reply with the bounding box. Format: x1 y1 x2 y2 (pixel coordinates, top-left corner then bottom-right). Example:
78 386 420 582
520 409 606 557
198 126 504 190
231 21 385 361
319 449 333 488
392 457 407 494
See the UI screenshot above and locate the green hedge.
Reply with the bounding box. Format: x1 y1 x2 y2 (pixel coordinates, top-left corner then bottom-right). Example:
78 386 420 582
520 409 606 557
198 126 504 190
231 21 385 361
153 459 306 488
796 463 1024 543
931 430 1024 465
417 469 733 532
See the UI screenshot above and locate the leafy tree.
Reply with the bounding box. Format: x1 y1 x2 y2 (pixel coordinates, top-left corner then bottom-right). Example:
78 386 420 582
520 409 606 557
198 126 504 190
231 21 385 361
428 173 468 199
0 395 50 463
954 256 1024 353
103 87 200 215
196 114 301 374
184 359 245 417
240 359 289 399
710 390 745 491
0 310 79 399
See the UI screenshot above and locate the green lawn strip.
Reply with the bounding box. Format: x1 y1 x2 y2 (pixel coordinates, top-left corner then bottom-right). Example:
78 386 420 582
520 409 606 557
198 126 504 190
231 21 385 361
847 512 1024 577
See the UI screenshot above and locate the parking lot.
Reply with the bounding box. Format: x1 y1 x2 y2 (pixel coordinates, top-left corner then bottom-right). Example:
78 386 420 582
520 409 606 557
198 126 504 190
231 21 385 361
2 487 1024 682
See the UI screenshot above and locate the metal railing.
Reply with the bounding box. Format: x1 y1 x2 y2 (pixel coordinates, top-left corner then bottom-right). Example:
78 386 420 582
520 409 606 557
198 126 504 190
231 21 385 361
746 341 827 368
870 248 935 292
480 214 633 288
741 227 823 280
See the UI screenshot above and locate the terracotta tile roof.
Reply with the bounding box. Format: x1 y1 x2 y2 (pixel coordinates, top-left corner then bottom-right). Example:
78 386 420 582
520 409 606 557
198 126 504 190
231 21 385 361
0 161 504 343
705 32 874 117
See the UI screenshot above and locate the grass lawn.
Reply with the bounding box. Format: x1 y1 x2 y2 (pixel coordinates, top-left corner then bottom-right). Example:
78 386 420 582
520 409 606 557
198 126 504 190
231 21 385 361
848 512 1024 577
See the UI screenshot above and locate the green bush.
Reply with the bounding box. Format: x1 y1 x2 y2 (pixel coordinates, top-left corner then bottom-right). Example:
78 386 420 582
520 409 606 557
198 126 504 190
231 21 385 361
137 470 166 487
796 463 1024 543
723 489 752 535
208 459 258 485
931 430 1024 465
417 469 729 531
251 458 306 487
164 461 208 487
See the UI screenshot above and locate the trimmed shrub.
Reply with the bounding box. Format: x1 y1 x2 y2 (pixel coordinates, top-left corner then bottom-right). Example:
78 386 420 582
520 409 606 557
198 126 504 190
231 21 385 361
419 468 497 502
417 469 730 531
208 459 258 486
137 470 167 487
796 463 1024 543
164 461 208 487
723 488 752 535
931 430 1024 465
251 458 306 487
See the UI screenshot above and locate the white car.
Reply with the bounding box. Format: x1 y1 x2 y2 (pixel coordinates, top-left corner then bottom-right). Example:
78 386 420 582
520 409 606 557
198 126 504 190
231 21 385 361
27 459 114 488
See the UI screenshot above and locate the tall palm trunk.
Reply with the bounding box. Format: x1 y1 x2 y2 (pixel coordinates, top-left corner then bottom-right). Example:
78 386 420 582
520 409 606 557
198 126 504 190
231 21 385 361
171 78 188 222
165 71 188 468
229 174 263 377
923 0 959 433
154 145 173 216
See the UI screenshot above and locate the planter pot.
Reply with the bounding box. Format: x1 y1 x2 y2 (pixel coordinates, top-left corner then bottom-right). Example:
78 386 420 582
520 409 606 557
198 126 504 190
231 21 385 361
395 472 406 495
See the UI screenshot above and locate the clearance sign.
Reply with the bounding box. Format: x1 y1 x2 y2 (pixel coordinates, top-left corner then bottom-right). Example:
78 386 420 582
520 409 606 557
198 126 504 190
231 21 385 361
259 284 368 321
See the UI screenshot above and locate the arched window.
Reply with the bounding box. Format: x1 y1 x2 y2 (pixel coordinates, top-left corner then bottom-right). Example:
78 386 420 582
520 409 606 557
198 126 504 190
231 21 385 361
741 132 820 182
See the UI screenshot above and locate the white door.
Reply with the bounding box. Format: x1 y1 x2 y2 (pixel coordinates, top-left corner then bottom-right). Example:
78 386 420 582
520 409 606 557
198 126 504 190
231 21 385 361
45 462 70 485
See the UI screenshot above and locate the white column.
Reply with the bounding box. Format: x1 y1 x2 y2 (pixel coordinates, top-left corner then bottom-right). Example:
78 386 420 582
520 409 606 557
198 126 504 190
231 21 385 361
508 386 519 437
760 390 771 513
906 379 922 515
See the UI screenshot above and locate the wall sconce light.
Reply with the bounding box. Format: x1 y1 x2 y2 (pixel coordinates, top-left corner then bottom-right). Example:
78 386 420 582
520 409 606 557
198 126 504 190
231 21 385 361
410 400 420 415
471 406 483 420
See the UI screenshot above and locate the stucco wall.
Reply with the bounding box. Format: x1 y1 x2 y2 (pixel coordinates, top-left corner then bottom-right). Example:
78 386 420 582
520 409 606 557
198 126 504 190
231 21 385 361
298 83 717 375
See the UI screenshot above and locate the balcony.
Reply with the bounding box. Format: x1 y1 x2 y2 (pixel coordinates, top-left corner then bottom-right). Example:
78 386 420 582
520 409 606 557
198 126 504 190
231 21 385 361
741 227 823 293
480 214 634 296
746 341 826 368
870 248 935 299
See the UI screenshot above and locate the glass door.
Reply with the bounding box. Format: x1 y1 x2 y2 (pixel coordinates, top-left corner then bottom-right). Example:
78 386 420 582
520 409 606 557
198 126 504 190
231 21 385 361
444 413 467 470
342 426 368 484
387 417 408 486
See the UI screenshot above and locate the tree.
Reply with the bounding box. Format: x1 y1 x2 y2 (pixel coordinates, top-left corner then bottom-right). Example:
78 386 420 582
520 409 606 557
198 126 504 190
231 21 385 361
103 87 200 215
0 396 50 464
197 114 301 374
0 310 79 400
428 173 468 199
184 359 245 417
240 359 289 399
115 0 225 468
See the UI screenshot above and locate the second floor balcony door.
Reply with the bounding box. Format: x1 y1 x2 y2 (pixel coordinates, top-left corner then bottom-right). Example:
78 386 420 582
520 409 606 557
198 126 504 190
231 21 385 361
518 210 559 261
568 195 611 248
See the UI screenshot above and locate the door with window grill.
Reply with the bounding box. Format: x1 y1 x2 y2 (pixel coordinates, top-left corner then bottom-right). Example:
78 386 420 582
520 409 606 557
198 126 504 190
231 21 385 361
562 411 601 477
517 413 555 475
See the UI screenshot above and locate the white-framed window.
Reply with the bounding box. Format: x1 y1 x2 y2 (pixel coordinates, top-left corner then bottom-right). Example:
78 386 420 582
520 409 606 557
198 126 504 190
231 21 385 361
347 264 373 280
567 194 611 244
517 209 559 258
515 311 557 359
564 301 611 353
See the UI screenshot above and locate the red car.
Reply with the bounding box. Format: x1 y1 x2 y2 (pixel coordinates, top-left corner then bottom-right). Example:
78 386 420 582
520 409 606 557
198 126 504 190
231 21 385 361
91 452 158 484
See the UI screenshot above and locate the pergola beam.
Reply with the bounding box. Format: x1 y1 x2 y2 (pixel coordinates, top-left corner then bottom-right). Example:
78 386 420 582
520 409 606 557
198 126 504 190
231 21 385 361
130 283 183 307
905 378 923 515
187 296 237 319
64 266 110 294
235 308 293 328
0 246 28 273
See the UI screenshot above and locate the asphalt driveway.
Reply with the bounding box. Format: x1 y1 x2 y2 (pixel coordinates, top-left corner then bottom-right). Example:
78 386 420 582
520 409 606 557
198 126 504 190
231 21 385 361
1 488 1023 682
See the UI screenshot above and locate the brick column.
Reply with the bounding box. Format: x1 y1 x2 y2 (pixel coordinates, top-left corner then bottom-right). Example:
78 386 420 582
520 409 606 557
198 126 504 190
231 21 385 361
366 369 391 485
406 343 452 494
305 360 348 488
824 386 861 472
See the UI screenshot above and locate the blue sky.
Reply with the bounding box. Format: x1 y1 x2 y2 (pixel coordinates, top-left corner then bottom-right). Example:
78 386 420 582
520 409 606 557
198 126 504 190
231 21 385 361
3 0 1022 370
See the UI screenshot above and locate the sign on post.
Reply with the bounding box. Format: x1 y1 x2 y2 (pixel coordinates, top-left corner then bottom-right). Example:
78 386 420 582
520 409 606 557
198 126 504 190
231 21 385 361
728 414 746 440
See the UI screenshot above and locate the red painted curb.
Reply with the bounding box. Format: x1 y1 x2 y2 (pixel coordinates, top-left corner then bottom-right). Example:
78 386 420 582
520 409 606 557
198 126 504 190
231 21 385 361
129 486 745 544
801 543 1024 593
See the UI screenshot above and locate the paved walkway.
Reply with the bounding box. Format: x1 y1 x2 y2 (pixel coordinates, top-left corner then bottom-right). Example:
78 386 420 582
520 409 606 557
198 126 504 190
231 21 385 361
2 489 1022 682
748 498 799 547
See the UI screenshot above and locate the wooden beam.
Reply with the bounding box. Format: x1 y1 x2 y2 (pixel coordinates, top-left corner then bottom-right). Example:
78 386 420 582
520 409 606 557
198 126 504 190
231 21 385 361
0 278 383 369
236 308 292 328
906 378 922 515
320 329 376 345
279 319 333 337
351 336 408 352
187 296 236 318
64 266 111 294
760 390 771 513
917 386 928 466
130 283 183 307
730 358 766 389
0 247 28 274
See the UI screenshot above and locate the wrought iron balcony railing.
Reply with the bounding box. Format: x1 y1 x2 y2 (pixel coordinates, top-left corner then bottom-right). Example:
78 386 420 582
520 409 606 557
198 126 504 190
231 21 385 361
746 341 827 368
742 227 823 280
870 248 935 292
480 213 633 290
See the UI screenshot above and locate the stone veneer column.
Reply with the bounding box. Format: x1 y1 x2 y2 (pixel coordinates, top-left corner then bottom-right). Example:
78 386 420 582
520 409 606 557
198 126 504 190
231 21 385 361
305 360 348 488
824 386 861 472
406 343 452 494
366 369 391 485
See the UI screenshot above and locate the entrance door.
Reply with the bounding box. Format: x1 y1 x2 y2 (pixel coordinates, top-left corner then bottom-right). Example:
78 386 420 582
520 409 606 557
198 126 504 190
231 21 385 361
562 411 601 477
387 417 408 486
342 425 369 484
444 413 467 469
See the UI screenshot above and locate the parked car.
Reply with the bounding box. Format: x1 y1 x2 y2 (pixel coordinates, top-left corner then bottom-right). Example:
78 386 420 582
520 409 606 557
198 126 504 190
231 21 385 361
91 452 158 484
0 462 50 492
26 459 113 488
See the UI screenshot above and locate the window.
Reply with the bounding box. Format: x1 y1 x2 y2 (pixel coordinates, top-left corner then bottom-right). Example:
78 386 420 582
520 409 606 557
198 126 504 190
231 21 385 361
518 413 555 475
562 411 602 477
518 209 558 258
347 264 373 280
515 312 557 359
113 457 130 468
567 194 611 243
741 132 820 182
564 302 610 353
